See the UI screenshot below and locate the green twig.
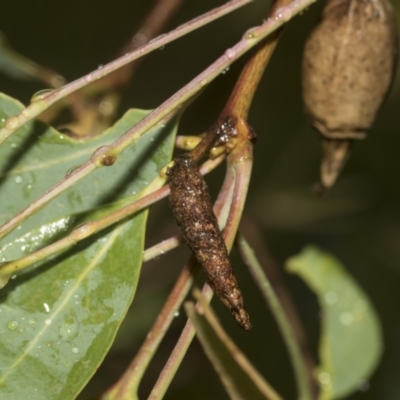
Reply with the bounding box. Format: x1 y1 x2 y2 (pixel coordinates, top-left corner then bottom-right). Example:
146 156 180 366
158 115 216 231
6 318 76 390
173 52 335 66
236 234 313 400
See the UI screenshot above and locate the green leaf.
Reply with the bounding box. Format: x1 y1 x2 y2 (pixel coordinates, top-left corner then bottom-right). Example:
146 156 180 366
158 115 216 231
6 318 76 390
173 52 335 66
0 92 175 256
185 291 282 400
286 246 383 400
0 93 179 399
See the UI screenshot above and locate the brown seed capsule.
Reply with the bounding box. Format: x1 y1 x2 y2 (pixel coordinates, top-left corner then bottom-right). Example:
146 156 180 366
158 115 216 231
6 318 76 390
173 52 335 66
302 0 398 188
167 155 251 330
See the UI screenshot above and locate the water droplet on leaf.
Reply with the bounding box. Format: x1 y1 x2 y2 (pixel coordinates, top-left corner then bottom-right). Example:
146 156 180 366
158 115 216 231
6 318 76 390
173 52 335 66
7 321 19 331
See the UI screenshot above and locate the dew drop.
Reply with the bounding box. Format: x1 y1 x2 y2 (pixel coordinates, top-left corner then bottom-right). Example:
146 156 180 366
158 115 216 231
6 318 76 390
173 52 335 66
221 67 230 75
225 48 236 60
132 32 147 47
5 116 19 130
7 321 19 331
91 145 116 167
340 312 354 326
200 79 207 87
45 319 52 325
101 154 116 166
52 74 66 87
76 223 92 237
22 108 31 118
43 303 50 313
59 315 79 341
318 372 331 386
14 176 23 184
23 184 33 198
174 311 180 317
324 291 338 304
28 320 36 326
72 347 80 354
66 165 81 177
243 27 259 40
274 7 293 22
99 101 114 116
85 74 93 83
97 64 103 69
31 89 54 103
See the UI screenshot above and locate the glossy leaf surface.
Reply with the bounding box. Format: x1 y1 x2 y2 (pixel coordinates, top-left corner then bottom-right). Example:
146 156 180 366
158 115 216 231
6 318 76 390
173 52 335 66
0 93 179 399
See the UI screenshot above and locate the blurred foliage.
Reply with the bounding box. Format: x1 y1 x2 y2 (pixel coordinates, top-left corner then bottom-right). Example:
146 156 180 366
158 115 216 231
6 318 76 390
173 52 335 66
287 247 382 399
0 1 400 399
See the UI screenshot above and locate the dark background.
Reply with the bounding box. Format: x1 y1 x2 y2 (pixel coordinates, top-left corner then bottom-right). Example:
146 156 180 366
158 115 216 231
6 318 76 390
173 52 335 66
1 1 400 399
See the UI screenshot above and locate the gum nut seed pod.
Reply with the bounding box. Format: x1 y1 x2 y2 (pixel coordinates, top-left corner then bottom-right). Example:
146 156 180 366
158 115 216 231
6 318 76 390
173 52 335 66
167 155 251 331
302 0 398 188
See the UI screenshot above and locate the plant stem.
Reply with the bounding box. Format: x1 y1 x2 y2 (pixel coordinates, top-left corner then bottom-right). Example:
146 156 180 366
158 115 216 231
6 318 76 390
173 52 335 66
175 135 202 151
236 234 313 400
0 0 253 144
188 289 283 400
100 256 199 400
148 141 253 399
221 0 293 120
143 235 183 262
241 218 319 398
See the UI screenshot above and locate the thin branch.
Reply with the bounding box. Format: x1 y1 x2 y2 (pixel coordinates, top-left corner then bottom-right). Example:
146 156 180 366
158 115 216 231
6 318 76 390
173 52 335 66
221 0 293 120
143 235 183 262
236 233 314 400
188 289 283 400
240 218 319 398
0 0 254 144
